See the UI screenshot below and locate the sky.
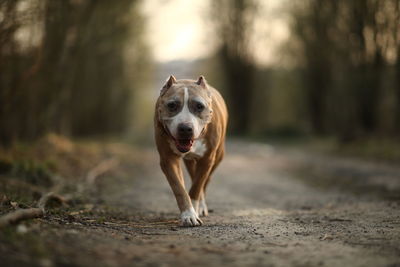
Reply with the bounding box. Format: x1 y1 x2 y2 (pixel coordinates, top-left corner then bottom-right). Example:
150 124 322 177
141 0 290 66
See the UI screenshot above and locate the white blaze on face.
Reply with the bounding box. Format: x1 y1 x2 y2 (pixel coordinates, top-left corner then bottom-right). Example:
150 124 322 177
166 87 202 139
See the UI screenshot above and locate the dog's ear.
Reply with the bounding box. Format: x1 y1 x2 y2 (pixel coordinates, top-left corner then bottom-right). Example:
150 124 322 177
195 75 207 89
160 75 177 96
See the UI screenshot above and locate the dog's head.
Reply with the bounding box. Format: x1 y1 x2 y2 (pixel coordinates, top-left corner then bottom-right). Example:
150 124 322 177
157 75 213 153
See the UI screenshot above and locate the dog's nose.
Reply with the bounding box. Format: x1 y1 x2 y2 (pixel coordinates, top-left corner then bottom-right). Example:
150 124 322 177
177 123 193 137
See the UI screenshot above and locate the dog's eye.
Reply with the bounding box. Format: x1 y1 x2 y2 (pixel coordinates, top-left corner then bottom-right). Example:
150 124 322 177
167 102 178 112
196 103 205 112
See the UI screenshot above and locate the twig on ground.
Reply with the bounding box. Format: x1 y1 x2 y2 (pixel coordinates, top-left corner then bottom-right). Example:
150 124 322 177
0 208 44 228
86 158 119 185
0 192 67 228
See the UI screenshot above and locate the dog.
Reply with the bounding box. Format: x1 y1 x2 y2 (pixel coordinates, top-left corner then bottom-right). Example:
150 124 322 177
154 75 228 227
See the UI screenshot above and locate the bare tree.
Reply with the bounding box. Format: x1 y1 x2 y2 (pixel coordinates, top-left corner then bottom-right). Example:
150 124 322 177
290 0 400 140
210 0 258 135
0 0 149 146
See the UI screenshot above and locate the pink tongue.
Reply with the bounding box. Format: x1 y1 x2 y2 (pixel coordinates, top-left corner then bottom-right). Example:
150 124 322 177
176 139 193 152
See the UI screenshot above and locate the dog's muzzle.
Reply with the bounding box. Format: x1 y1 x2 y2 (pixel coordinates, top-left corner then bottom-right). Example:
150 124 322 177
175 123 194 153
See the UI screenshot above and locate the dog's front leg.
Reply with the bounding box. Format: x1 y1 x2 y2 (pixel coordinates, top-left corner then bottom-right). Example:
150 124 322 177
188 153 216 205
160 156 202 227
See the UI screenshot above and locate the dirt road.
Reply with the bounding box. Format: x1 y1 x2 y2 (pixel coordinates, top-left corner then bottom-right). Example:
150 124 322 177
1 140 400 267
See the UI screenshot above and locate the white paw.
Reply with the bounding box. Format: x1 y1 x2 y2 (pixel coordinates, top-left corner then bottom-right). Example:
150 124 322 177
180 207 203 227
198 198 209 217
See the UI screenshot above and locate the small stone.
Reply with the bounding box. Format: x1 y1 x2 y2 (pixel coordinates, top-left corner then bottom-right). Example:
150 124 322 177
321 234 333 240
66 229 79 235
16 224 28 234
39 258 53 267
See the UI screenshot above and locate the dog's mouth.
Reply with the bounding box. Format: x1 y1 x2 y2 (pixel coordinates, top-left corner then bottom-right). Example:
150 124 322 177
174 138 193 153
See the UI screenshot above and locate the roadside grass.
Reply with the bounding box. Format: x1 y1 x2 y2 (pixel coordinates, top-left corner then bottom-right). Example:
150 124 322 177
245 133 400 164
0 133 144 224
0 133 148 265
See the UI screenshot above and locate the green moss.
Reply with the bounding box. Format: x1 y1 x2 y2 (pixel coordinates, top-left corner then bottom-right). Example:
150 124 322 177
11 160 54 187
0 158 13 174
0 226 50 261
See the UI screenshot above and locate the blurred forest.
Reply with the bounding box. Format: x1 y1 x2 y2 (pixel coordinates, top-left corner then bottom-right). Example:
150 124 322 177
209 0 400 144
0 0 148 146
290 0 400 141
1 0 400 149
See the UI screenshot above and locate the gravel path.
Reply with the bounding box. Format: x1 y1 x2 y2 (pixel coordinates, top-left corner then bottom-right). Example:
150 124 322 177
1 140 400 267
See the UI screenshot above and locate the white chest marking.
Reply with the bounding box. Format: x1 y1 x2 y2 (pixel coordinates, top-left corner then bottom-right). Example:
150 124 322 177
191 138 207 157
183 138 207 159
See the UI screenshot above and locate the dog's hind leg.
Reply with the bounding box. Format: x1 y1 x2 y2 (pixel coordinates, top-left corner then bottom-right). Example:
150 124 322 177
184 158 197 181
199 145 224 216
203 146 224 193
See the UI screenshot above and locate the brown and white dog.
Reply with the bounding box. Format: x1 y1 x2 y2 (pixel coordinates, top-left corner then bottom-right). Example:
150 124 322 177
154 75 228 227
